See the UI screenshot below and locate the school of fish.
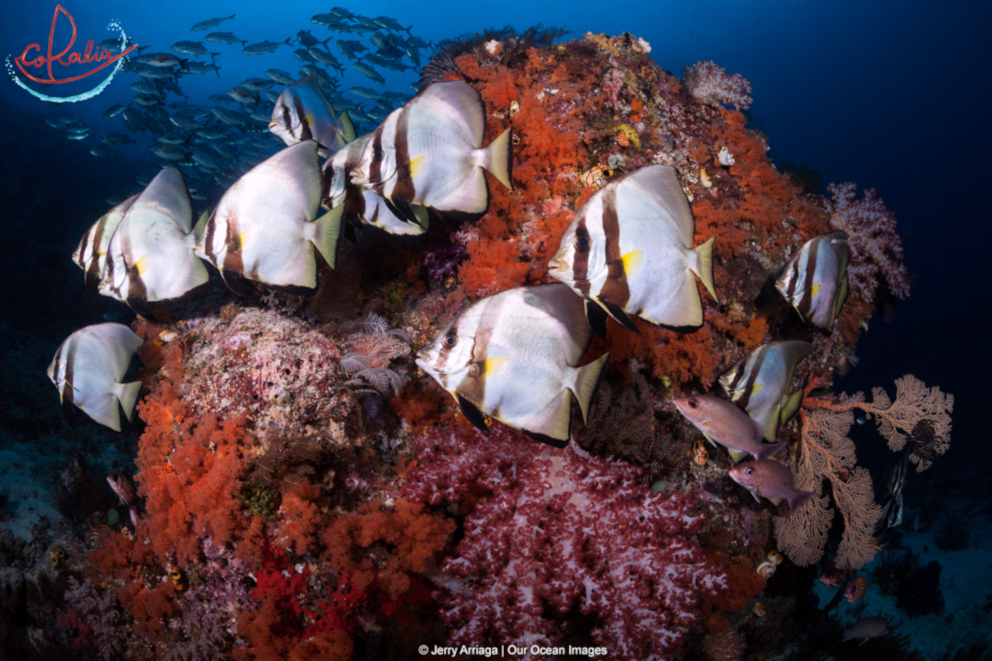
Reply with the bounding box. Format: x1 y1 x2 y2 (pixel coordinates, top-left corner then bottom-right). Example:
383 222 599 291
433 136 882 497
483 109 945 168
52 13 856 521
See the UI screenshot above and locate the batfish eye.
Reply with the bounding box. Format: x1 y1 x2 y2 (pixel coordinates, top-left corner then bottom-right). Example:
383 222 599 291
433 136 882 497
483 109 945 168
574 232 590 252
372 146 384 163
745 468 754 476
442 332 457 349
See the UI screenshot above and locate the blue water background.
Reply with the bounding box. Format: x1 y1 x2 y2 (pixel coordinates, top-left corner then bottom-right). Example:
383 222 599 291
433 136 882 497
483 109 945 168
0 0 988 463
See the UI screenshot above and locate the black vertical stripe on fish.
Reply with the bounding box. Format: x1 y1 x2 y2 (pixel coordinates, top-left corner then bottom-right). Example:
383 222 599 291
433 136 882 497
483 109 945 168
797 237 819 319
391 106 416 204
434 315 461 374
292 94 314 142
736 349 766 411
368 126 385 196
221 210 246 280
62 341 76 408
596 187 631 312
572 215 591 297
455 295 504 409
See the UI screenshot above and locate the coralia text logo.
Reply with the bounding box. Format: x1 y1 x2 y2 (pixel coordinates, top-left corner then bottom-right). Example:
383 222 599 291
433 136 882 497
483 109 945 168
6 5 138 103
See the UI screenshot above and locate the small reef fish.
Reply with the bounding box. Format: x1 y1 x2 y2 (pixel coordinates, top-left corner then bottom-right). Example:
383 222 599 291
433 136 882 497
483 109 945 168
842 616 891 644
243 39 291 55
548 165 718 337
107 471 137 507
673 395 787 462
719 340 815 442
878 445 910 534
351 80 512 223
73 195 138 294
323 135 428 235
196 141 343 295
100 169 210 312
191 15 235 31
776 230 850 333
416 283 609 447
171 41 217 60
352 61 385 85
265 69 296 86
47 323 143 432
728 459 815 515
269 75 351 157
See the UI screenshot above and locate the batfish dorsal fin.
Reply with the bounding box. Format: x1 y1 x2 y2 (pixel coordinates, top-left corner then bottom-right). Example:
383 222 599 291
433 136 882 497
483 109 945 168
456 394 489 434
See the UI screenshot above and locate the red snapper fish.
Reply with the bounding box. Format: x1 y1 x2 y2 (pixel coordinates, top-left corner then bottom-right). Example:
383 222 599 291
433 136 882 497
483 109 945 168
728 459 815 515
673 395 788 462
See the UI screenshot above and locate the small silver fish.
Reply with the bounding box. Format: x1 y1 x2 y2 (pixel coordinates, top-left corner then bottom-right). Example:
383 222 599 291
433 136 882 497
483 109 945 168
171 41 216 59
242 39 291 55
719 340 814 442
351 80 512 223
145 53 185 68
241 77 276 92
416 283 609 447
673 395 787 462
191 15 235 31
196 141 343 295
548 165 718 337
204 31 246 46
352 60 384 85
728 459 815 515
323 135 427 235
269 75 347 157
47 323 143 431
265 69 296 86
100 169 210 312
776 230 850 333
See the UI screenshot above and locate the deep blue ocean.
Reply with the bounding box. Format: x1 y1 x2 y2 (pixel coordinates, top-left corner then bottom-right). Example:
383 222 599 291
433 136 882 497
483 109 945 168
0 0 989 658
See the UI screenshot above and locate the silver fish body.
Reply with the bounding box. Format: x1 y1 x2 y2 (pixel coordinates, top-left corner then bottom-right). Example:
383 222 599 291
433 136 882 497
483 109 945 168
323 136 427 235
196 141 342 295
47 323 143 432
265 69 296 86
204 32 245 45
351 80 512 223
775 230 850 333
728 459 815 515
416 283 608 447
719 340 815 442
73 195 139 294
243 39 290 55
99 168 210 311
548 165 717 336
673 394 787 462
268 75 346 157
191 15 235 31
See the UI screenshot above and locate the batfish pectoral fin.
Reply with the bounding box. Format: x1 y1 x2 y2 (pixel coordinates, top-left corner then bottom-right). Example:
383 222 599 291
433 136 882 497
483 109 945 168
340 111 357 143
600 299 639 334
585 300 609 340
455 394 489 434
412 205 430 230
769 497 784 507
220 268 257 297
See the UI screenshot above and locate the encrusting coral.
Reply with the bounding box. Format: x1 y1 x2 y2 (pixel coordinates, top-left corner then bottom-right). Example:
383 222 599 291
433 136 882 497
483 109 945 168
60 29 944 660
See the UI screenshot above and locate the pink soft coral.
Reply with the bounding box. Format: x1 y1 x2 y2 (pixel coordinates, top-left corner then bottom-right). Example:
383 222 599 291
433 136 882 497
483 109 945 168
405 426 728 659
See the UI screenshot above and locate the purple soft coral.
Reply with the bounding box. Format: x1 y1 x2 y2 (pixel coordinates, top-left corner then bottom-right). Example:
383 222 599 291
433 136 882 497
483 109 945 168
405 426 728 659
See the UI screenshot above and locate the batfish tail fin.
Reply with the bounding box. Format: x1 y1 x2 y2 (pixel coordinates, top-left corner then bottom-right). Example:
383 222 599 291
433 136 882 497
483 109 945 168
482 127 513 190
117 380 143 423
690 236 718 302
569 352 609 425
310 204 344 269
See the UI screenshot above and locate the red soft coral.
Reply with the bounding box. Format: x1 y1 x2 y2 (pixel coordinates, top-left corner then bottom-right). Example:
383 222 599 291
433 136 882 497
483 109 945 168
405 425 727 658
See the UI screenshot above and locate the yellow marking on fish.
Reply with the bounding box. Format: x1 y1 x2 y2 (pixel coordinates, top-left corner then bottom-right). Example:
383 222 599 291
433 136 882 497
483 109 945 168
304 113 316 128
621 249 644 275
407 155 426 178
477 356 507 377
750 382 764 397
236 228 251 250
810 283 821 298
133 254 150 276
